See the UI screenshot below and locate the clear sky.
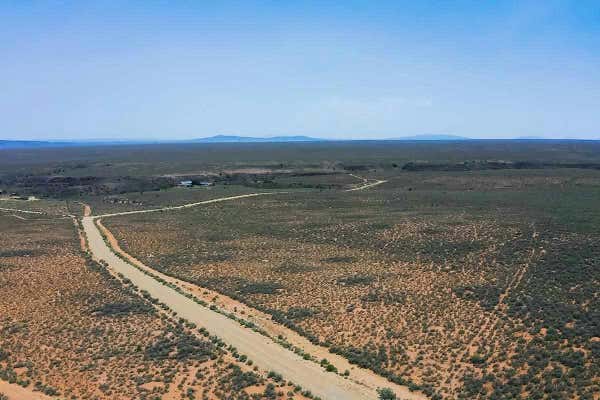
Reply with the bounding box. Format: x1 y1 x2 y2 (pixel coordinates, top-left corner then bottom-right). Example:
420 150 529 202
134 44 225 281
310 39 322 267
1 1 599 140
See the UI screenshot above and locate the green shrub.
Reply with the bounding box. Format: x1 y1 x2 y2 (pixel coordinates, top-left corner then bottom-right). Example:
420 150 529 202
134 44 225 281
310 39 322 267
377 387 397 400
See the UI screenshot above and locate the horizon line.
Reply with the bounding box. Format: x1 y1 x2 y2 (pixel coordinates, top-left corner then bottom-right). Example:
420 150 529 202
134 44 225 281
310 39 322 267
2 135 600 143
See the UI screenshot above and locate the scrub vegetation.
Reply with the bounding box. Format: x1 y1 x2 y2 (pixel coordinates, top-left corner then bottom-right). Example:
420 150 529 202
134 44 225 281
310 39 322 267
1 141 599 399
0 212 309 400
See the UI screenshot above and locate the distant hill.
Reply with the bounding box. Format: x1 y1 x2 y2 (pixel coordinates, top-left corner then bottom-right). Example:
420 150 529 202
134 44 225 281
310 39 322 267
0 139 150 149
191 135 326 143
0 140 75 149
0 136 327 148
388 134 471 141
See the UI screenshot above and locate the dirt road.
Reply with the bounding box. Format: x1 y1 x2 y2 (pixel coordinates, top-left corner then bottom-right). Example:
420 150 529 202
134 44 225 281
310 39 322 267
94 219 425 400
0 207 43 214
96 192 280 218
83 216 382 400
345 179 387 192
81 185 425 400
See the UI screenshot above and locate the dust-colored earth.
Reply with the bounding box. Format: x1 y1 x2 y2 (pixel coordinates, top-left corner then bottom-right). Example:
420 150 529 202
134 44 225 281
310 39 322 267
84 211 423 400
0 209 312 400
95 217 425 400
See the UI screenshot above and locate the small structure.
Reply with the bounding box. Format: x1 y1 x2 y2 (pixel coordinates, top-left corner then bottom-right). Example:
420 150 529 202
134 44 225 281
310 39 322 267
178 180 193 187
9 194 30 200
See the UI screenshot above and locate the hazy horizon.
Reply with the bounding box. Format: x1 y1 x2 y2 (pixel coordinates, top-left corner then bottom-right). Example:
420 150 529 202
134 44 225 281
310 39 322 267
3 134 600 142
1 1 599 141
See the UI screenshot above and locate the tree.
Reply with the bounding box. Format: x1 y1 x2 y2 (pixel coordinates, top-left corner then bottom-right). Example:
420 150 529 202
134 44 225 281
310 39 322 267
263 383 277 399
377 387 397 400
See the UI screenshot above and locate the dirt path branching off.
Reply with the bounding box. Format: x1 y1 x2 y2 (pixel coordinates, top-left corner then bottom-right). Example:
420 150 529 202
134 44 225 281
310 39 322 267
95 192 282 218
81 184 425 400
8 180 422 400
345 175 388 192
94 218 425 400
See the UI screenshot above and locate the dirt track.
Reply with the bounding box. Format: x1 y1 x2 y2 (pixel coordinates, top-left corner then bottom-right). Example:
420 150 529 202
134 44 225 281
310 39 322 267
345 176 388 192
96 192 279 218
94 219 425 400
83 216 385 400
81 185 425 400
0 207 43 214
4 182 423 400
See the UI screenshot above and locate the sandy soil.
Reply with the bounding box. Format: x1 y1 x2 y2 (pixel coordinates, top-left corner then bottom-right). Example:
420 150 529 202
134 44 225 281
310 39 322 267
84 216 383 400
4 180 415 400
95 219 426 400
82 185 425 400
0 381 54 400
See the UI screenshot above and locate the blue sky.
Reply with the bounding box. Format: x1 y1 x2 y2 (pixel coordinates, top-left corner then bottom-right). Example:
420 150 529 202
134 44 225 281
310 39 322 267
1 1 599 140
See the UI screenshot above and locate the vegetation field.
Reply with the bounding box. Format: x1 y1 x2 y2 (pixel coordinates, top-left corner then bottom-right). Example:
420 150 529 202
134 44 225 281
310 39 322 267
2 140 600 197
1 141 599 399
0 207 311 400
105 166 600 400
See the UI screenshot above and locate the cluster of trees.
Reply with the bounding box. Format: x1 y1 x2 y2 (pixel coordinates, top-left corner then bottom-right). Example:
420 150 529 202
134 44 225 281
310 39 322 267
237 281 284 295
0 249 41 258
401 160 600 172
144 325 215 362
33 381 59 396
0 173 174 198
328 344 439 398
221 364 261 391
92 301 154 317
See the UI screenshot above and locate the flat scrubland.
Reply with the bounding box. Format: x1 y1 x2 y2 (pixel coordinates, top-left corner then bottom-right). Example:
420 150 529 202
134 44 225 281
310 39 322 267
0 211 311 400
2 140 600 198
79 186 264 216
1 142 600 400
106 168 600 400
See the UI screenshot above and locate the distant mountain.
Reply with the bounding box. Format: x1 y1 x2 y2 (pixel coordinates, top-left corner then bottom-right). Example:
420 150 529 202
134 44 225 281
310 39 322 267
0 140 75 149
191 135 326 143
0 136 326 148
388 134 471 141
